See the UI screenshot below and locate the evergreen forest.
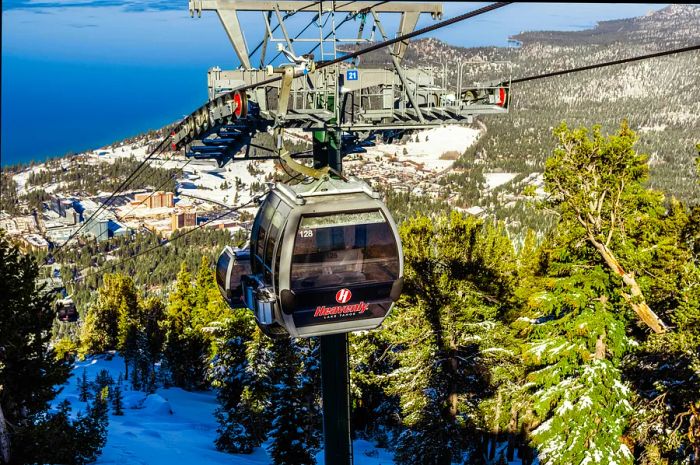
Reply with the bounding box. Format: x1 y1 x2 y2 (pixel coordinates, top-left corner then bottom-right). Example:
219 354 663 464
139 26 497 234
2 121 699 465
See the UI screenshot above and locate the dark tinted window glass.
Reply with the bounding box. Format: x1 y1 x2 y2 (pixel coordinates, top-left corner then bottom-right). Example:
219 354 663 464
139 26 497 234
273 202 291 289
291 210 399 291
216 250 231 294
255 196 279 271
229 259 251 291
264 209 285 283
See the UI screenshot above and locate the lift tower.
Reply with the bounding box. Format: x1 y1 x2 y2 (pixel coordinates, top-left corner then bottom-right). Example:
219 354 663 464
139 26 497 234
173 3 512 464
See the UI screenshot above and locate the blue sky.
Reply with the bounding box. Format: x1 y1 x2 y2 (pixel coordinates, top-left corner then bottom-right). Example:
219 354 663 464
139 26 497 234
2 2 667 165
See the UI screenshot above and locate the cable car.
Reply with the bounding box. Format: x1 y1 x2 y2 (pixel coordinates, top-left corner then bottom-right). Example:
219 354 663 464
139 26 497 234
56 296 79 322
39 273 80 322
216 176 404 338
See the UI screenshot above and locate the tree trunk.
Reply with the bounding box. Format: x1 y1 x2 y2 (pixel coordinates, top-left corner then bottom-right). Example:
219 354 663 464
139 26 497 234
488 435 498 461
0 401 11 465
489 392 502 460
520 421 533 465
507 406 517 461
589 238 668 333
594 332 606 360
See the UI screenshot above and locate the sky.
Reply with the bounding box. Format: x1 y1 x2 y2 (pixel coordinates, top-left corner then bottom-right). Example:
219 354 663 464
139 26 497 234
1 2 667 166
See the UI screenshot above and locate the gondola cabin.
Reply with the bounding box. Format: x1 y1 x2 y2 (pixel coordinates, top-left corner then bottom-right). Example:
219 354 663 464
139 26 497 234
216 177 404 338
56 297 79 322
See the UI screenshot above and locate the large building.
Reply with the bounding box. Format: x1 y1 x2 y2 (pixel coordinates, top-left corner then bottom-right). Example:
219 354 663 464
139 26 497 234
132 191 174 209
45 225 80 246
83 218 109 241
23 234 49 252
171 209 197 231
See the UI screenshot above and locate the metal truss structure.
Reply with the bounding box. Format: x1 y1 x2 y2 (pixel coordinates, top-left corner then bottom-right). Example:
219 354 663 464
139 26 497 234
170 1 511 166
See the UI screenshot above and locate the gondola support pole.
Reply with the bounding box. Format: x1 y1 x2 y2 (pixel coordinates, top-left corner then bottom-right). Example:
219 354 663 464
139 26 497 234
313 127 353 465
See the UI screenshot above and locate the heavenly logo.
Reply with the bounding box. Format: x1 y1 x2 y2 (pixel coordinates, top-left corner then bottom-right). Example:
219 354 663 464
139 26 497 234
335 288 352 304
314 288 368 319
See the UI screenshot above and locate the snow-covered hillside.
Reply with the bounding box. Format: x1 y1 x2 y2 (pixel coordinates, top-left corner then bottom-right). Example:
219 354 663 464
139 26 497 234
53 354 535 465
54 354 394 465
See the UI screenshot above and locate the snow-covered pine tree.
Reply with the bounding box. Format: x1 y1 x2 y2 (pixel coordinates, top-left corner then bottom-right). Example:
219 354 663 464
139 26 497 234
387 212 518 465
515 122 693 465
295 338 321 453
210 312 258 453
267 337 316 465
516 268 634 465
242 327 277 441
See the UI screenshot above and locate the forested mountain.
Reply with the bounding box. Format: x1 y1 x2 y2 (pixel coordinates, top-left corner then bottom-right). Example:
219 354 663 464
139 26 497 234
404 4 700 200
357 5 700 233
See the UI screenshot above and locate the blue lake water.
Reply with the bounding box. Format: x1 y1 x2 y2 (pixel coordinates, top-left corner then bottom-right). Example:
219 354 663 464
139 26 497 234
1 2 666 166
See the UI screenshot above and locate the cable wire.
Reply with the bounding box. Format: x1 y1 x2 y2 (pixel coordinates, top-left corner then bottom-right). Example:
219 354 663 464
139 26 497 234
316 2 511 69
509 43 700 85
69 173 300 285
67 190 267 285
51 135 172 258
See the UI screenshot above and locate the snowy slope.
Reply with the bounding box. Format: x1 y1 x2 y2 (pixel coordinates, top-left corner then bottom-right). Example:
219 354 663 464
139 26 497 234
53 354 395 465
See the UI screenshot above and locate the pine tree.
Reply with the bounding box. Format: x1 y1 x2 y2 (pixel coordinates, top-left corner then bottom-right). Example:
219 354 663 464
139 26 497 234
163 263 211 389
387 212 518 465
72 387 109 462
162 261 227 391
79 368 91 402
543 121 668 333
93 369 114 398
111 384 124 416
515 122 695 465
80 273 139 354
141 296 166 380
192 256 229 332
115 276 141 379
242 327 277 442
0 232 71 463
267 338 316 465
349 331 402 446
210 312 258 453
622 147 700 463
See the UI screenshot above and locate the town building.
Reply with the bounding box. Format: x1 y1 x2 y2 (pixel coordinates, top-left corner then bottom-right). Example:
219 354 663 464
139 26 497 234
45 225 80 246
23 233 49 252
132 191 175 209
83 218 109 241
171 209 197 231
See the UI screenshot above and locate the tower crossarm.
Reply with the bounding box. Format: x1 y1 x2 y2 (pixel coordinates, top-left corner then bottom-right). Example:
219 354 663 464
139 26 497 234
189 1 444 69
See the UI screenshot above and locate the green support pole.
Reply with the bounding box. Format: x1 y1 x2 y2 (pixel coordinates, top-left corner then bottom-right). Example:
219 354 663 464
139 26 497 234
313 128 353 465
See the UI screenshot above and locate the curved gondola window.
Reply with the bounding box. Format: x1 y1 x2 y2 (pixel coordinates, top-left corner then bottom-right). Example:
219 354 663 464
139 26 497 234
216 251 231 294
264 202 288 283
252 195 280 276
291 210 399 291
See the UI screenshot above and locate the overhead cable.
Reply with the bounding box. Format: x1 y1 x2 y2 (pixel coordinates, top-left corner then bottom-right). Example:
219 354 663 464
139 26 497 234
510 43 700 84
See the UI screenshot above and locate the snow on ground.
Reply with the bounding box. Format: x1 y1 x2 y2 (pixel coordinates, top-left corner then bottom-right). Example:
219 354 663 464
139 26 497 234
484 172 518 190
54 354 395 465
370 126 481 172
12 165 46 196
